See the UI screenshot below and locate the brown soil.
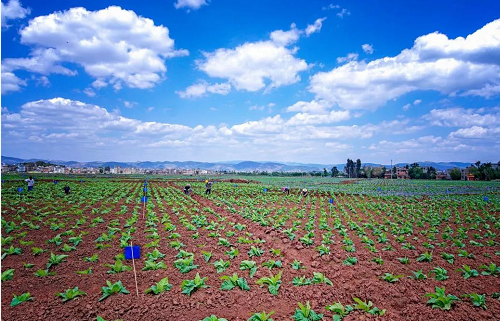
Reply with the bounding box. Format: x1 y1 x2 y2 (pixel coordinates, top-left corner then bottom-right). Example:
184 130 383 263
1 180 499 321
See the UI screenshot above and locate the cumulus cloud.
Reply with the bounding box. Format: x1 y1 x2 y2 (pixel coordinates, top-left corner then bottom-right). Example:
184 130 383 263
1 0 30 28
176 81 231 99
286 100 330 114
403 99 422 111
423 107 499 127
362 44 374 54
2 6 188 93
198 41 308 91
270 23 301 46
174 0 208 10
197 18 327 92
286 110 350 125
309 19 500 110
1 71 26 94
305 18 327 36
2 97 423 162
336 53 358 64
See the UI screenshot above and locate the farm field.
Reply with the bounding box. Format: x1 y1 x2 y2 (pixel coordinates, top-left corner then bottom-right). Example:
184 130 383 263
1 176 500 321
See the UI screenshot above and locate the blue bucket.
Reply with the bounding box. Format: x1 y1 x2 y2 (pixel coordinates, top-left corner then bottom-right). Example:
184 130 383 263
125 246 140 259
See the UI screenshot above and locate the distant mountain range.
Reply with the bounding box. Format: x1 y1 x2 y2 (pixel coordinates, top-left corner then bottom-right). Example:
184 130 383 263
1 156 475 172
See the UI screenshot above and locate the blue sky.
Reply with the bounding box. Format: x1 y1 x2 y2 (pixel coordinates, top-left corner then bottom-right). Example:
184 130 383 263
1 0 500 164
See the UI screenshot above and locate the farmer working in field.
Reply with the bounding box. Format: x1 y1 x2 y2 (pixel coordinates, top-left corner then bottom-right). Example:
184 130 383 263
205 181 212 195
25 176 35 191
301 188 308 197
63 185 71 195
283 186 290 195
184 184 193 195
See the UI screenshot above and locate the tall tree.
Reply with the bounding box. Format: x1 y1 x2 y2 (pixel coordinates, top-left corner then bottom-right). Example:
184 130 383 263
355 159 362 178
331 166 339 177
450 168 461 180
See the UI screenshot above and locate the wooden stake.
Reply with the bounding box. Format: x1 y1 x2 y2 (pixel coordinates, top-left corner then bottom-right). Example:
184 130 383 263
142 199 146 219
130 242 139 297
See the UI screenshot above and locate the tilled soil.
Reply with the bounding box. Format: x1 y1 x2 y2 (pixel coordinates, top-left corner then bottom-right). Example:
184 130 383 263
1 180 499 321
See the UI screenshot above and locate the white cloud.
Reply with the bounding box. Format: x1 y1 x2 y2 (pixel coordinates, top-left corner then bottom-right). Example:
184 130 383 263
249 105 264 111
309 19 500 110
323 4 340 10
1 0 30 28
423 107 499 127
270 23 301 46
174 0 208 10
286 100 330 114
403 99 422 111
83 88 96 97
0 98 430 163
147 107 154 112
1 71 26 94
123 101 138 108
92 79 108 89
305 18 326 36
337 8 350 18
362 44 374 54
448 126 489 139
198 41 308 92
336 53 359 64
286 110 350 125
2 6 188 92
197 18 329 92
176 81 231 99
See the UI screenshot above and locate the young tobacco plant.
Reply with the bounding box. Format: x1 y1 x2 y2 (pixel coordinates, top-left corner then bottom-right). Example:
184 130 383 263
83 254 99 262
105 260 132 274
326 302 353 321
311 272 333 286
441 252 455 264
174 256 199 273
256 271 282 296
240 260 257 278
2 269 15 282
46 252 68 269
181 273 209 296
201 316 228 321
292 301 324 321
262 259 282 270
202 251 212 263
342 256 358 266
225 248 239 259
456 265 479 279
142 260 167 271
145 277 172 295
380 273 404 283
417 251 433 262
247 311 275 321
425 287 460 310
291 259 305 270
462 293 486 310
352 298 385 316
220 273 250 291
99 280 130 301
56 287 86 302
409 269 427 280
248 246 264 258
479 262 500 276
10 292 34 307
213 259 230 273
292 276 312 286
